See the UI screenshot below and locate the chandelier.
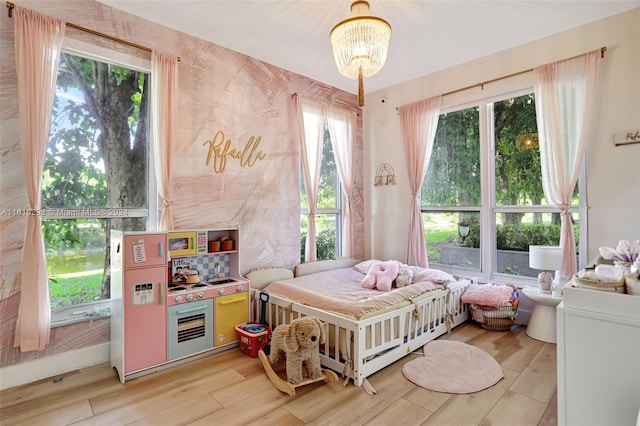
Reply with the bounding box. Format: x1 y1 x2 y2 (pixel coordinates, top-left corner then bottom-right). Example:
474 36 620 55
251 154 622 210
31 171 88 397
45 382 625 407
330 1 391 106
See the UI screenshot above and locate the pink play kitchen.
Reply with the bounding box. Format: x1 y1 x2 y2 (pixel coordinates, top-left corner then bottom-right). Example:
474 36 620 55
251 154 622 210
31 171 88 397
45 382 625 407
110 229 249 383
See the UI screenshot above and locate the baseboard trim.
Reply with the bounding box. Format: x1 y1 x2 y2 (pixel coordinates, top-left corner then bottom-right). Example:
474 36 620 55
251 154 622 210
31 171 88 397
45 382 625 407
0 343 110 391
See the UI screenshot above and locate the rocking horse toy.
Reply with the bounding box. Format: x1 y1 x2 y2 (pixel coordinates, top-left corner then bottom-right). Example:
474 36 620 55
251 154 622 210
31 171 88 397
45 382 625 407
258 316 338 396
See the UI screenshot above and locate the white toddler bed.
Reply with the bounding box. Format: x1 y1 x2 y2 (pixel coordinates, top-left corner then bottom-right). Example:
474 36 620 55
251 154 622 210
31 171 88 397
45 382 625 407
247 259 470 391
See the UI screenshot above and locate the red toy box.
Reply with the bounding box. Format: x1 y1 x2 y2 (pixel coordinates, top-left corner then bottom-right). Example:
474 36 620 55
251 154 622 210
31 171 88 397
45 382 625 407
235 322 270 358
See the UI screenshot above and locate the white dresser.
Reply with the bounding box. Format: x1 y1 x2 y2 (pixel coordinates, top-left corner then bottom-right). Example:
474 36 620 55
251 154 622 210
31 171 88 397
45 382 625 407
557 285 640 426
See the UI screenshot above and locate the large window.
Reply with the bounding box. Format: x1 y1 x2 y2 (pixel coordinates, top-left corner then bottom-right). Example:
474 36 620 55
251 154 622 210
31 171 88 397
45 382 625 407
300 126 341 262
43 41 154 317
422 107 481 270
423 92 581 284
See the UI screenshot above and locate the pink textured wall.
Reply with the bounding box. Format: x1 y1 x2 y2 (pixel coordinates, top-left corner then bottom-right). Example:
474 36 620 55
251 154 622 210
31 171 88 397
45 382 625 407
0 0 363 367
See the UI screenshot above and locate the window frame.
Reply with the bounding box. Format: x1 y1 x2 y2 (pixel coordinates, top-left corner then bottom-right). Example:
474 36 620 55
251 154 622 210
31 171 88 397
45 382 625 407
47 38 156 326
422 86 587 287
299 123 343 261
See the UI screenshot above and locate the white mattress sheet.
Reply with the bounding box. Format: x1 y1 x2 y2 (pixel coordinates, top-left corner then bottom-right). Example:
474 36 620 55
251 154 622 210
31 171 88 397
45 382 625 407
262 267 443 320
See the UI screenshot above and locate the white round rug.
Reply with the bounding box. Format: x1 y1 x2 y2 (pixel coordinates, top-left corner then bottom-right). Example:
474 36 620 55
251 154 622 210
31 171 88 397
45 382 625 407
402 340 503 394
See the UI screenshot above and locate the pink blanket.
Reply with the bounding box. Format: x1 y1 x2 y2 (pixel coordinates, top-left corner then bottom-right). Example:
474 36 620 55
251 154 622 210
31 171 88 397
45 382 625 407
262 267 442 320
460 284 514 307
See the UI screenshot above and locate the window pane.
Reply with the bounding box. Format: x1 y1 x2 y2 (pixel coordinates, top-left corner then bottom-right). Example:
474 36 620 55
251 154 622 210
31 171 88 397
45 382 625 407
424 211 481 270
300 125 341 262
493 94 578 207
45 218 106 308
300 130 337 209
422 107 480 207
44 51 150 308
494 211 579 277
317 129 338 209
44 52 149 210
300 213 338 262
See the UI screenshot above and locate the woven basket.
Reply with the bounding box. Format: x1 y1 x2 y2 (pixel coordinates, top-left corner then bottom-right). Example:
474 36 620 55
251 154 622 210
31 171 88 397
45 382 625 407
470 303 518 331
221 240 234 251
624 272 640 296
572 273 625 293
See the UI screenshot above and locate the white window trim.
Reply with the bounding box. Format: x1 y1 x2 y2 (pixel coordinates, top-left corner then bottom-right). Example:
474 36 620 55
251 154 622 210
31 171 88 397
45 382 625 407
423 87 586 287
50 38 156 327
299 126 344 260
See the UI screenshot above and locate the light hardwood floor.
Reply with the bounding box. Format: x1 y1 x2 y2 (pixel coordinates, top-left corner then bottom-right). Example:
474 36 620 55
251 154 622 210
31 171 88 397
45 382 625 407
0 322 557 426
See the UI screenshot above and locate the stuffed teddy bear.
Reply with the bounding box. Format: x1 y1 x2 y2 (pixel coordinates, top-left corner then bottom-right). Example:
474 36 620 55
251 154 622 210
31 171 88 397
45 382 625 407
269 316 325 385
361 260 400 291
395 263 414 288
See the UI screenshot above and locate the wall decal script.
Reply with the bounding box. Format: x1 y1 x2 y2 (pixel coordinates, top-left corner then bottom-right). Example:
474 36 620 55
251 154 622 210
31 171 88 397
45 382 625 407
614 129 640 146
203 130 266 173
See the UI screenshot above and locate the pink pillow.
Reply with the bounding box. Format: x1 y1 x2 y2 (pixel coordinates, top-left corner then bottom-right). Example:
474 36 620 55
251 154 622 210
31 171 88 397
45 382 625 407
354 259 382 274
410 267 455 284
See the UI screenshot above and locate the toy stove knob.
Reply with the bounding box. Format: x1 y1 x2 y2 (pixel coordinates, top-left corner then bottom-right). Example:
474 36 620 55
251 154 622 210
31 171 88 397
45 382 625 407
197 292 204 299
218 287 226 295
186 293 194 301
175 295 184 304
237 284 244 291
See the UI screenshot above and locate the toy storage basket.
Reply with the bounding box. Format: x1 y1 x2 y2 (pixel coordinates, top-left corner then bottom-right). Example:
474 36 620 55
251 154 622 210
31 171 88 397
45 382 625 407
235 322 270 357
470 302 518 331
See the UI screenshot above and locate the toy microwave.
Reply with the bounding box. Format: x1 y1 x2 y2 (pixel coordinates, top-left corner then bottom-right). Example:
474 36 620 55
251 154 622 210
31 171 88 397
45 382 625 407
167 231 197 257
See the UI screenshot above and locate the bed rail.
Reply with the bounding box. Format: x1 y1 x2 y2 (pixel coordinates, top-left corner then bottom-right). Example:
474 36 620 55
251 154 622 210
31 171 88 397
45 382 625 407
251 279 470 386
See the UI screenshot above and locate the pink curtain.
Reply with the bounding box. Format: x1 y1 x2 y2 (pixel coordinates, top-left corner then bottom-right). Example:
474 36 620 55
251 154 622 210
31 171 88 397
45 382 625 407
398 96 442 267
295 96 325 262
151 51 179 230
13 6 65 351
534 50 601 278
327 105 357 258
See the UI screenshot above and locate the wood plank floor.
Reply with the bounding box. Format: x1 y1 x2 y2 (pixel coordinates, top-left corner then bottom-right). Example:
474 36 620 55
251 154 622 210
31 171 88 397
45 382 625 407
0 322 557 426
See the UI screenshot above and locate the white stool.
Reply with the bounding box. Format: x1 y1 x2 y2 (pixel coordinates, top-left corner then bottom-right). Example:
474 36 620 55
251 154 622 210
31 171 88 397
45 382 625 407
522 287 563 344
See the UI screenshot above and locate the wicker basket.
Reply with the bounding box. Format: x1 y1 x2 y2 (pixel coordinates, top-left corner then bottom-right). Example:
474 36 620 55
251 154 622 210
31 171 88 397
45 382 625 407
470 303 518 331
625 272 640 296
572 273 625 293
208 241 221 252
221 239 234 251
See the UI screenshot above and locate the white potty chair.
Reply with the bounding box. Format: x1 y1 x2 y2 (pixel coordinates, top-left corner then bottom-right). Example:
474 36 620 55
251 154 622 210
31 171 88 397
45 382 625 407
522 286 563 344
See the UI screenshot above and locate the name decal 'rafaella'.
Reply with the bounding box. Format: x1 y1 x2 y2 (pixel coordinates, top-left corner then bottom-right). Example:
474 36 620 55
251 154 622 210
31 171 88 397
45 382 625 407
203 130 266 173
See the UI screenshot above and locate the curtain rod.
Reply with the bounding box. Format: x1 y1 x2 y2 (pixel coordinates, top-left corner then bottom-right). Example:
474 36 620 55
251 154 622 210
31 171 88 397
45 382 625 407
397 46 606 110
6 1 181 62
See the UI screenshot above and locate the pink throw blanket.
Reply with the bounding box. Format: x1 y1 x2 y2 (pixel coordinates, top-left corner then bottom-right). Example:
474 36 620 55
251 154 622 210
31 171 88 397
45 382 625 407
461 284 514 307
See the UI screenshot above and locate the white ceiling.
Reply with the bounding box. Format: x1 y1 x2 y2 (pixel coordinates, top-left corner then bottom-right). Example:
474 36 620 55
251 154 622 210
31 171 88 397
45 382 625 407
97 0 640 95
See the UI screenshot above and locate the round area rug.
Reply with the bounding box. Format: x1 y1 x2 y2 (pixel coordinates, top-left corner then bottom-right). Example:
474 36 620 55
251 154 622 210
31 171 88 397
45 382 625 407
402 340 503 394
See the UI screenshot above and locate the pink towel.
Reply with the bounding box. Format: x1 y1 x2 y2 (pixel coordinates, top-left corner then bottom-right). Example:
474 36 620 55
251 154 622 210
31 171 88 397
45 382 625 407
461 284 514 307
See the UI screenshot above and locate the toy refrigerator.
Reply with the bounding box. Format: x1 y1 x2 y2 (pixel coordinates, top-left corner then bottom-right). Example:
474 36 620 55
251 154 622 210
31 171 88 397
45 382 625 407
111 230 168 383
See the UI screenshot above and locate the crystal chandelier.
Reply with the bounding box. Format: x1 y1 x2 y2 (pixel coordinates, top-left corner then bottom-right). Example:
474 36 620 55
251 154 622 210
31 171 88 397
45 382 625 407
330 1 391 106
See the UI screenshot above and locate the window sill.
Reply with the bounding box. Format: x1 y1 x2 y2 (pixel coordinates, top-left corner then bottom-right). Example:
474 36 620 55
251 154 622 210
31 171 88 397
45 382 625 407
51 300 111 328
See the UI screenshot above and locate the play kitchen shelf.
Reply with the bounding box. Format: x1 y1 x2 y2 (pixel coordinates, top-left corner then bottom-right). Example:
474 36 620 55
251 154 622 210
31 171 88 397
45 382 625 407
110 228 249 383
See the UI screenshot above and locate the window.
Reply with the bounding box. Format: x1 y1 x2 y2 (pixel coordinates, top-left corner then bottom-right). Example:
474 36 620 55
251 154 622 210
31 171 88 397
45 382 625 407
423 92 582 285
43 40 154 320
300 126 342 262
422 107 481 270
